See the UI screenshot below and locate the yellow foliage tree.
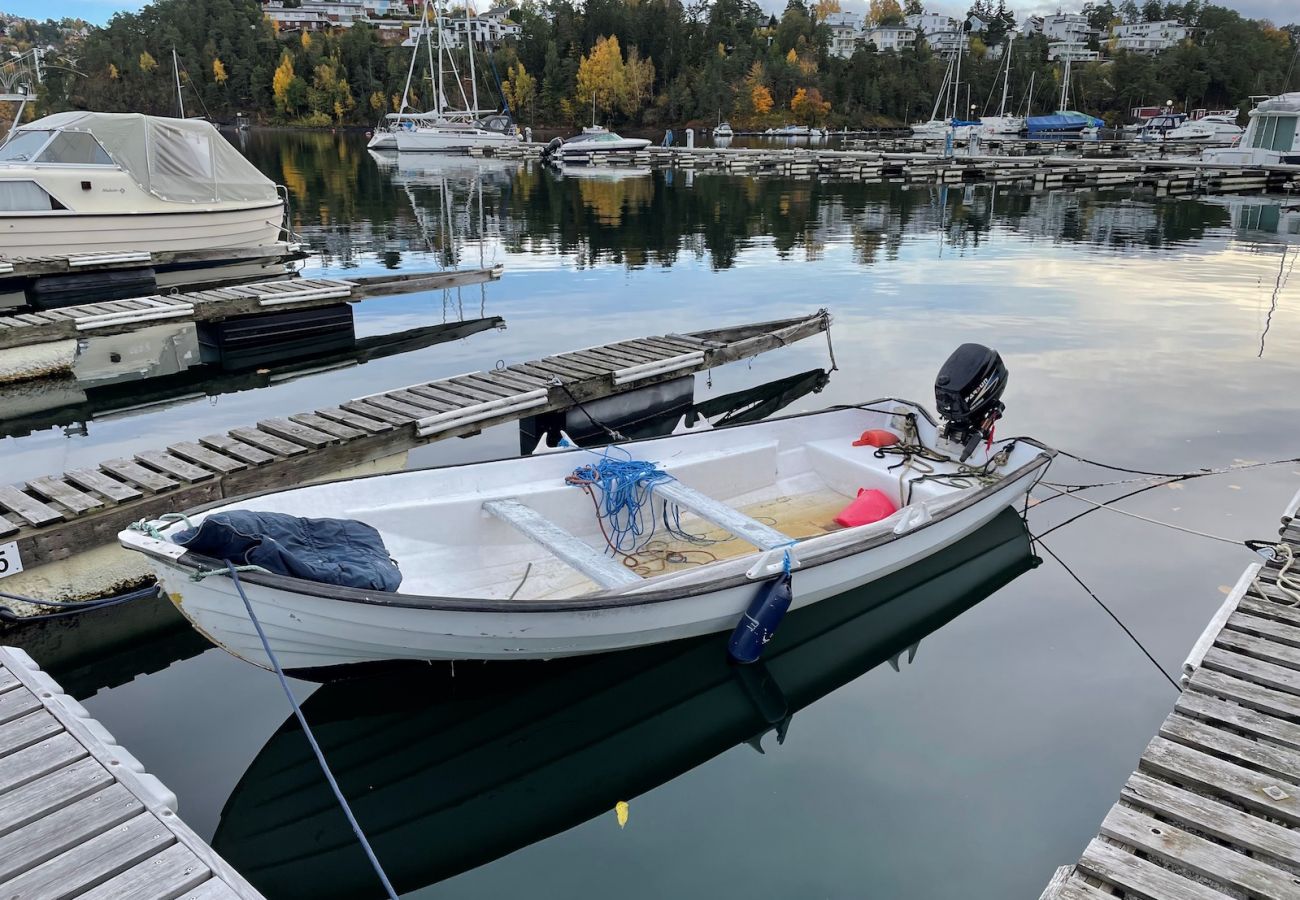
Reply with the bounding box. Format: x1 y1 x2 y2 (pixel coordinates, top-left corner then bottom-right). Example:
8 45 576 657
108 63 119 80
301 31 312 49
868 0 903 24
502 61 536 120
212 58 228 84
272 52 296 114
814 0 842 17
790 86 831 125
138 51 157 72
370 91 386 113
752 83 774 116
575 35 655 120
785 48 797 64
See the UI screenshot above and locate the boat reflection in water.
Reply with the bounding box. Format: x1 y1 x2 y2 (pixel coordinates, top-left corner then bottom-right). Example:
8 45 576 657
213 508 1037 899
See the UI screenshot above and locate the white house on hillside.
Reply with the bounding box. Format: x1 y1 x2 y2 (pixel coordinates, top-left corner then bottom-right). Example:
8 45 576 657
863 24 917 52
1041 13 1093 43
825 12 862 58
1048 41 1101 61
1109 20 1190 52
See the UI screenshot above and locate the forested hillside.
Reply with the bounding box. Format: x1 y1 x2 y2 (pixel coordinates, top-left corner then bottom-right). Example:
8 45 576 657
22 0 1300 129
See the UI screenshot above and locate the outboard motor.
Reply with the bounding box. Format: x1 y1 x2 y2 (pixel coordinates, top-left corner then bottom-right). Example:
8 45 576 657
934 343 1008 462
542 136 564 166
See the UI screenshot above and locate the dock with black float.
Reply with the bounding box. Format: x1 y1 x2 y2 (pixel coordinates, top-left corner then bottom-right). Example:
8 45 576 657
0 311 831 605
0 645 266 898
1040 488 1300 899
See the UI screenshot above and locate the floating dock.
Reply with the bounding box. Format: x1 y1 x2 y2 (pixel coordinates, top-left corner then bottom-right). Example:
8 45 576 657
0 311 831 604
0 645 265 899
0 265 503 352
495 143 1300 197
1041 489 1300 900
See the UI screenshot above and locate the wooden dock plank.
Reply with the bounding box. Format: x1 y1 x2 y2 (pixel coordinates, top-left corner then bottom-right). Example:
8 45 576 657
135 451 217 484
0 486 64 527
0 668 18 694
1075 837 1234 900
63 468 142 503
1185 666 1300 725
0 688 42 728
1159 712 1300 784
228 428 309 458
348 396 426 421
100 459 179 495
256 418 336 450
1122 771 1300 869
0 514 17 538
168 442 248 475
0 710 60 757
0 732 87 794
1176 687 1300 751
404 385 473 409
0 758 114 841
197 434 276 467
1202 646 1300 698
1225 610 1300 650
314 407 394 434
289 413 364 442
0 810 174 899
386 389 448 413
0 782 142 883
448 376 518 399
75 842 211 900
25 477 104 515
1215 627 1300 671
1140 735 1300 825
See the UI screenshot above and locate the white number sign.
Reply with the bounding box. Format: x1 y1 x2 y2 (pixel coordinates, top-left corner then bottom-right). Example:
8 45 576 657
0 541 23 579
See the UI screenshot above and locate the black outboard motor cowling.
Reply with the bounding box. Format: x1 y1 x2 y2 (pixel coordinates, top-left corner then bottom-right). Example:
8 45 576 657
934 343 1008 462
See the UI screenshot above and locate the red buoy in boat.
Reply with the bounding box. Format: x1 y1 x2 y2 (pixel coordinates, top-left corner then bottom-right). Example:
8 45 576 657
834 489 898 528
852 429 899 448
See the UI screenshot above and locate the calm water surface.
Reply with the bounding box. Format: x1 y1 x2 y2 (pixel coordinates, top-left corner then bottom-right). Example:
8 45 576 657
6 131 1300 899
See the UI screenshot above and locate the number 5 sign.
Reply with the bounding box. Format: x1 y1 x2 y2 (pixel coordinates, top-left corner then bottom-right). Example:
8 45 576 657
0 541 23 579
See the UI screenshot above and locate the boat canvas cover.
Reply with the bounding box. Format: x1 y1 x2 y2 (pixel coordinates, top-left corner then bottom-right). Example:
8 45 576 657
16 111 278 204
174 511 402 592
1026 112 1103 132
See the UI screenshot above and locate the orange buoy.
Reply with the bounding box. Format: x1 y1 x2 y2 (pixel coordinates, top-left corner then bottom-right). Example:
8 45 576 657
852 429 899 448
834 489 898 528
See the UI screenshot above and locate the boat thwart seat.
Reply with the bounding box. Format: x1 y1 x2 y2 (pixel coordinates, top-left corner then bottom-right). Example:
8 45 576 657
650 479 794 550
483 498 641 590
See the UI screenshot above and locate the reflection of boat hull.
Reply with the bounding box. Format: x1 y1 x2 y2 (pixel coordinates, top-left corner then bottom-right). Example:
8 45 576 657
214 508 1036 899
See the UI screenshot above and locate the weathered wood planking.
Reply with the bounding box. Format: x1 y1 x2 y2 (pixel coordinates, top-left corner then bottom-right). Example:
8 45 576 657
0 646 265 899
1041 495 1300 900
0 265 503 351
0 312 831 584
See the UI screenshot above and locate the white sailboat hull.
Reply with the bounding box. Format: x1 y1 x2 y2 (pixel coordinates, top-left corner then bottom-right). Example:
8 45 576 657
395 129 519 153
0 202 284 258
366 131 398 150
122 404 1051 671
978 116 1025 137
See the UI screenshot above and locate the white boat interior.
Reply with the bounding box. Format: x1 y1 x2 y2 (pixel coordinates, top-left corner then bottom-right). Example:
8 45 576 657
149 405 1046 604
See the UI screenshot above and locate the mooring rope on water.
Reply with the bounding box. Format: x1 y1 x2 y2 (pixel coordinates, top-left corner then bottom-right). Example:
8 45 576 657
224 561 399 900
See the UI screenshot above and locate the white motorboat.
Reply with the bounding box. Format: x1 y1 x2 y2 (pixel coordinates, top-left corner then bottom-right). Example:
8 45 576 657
713 122 734 138
1165 113 1243 143
543 126 652 162
1202 93 1300 165
121 346 1052 672
766 124 812 136
0 111 284 258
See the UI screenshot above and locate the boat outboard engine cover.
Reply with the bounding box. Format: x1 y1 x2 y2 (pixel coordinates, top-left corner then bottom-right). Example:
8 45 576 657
934 343 1008 462
542 137 564 164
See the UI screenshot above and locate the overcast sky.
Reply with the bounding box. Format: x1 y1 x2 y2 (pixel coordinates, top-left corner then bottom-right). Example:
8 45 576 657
3 0 1295 29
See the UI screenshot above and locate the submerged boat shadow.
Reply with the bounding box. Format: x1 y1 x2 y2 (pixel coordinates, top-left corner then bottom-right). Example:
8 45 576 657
213 507 1037 899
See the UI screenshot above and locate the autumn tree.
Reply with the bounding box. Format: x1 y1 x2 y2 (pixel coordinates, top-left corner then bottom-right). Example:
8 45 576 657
138 50 156 72
790 86 831 124
212 58 228 84
814 0 842 17
575 36 654 121
869 0 905 25
502 61 536 121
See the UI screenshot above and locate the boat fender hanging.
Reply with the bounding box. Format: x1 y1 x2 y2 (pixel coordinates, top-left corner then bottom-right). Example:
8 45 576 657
728 551 794 664
834 489 898 529
852 429 899 448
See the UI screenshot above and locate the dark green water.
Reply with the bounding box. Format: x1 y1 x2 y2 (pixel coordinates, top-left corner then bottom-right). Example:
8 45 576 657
5 130 1300 899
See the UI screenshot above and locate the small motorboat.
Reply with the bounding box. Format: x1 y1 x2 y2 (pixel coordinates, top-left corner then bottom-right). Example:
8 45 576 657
121 345 1051 673
713 121 734 138
542 126 652 164
1165 112 1243 143
0 111 284 257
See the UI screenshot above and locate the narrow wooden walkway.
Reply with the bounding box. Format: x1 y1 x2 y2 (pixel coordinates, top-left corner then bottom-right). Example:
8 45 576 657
1041 488 1300 900
0 311 830 587
0 265 503 351
0 645 265 899
0 244 302 280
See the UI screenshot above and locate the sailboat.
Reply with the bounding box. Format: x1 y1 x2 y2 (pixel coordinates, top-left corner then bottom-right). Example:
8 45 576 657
393 0 520 153
910 49 977 140
1025 56 1103 135
978 35 1024 137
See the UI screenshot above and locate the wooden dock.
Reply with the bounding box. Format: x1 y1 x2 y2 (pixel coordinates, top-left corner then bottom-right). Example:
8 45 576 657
0 265 503 353
1041 488 1300 900
500 143 1300 197
0 311 830 603
0 645 265 898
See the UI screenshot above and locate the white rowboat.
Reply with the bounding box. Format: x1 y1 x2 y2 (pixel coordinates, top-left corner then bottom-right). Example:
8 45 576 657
120 402 1052 672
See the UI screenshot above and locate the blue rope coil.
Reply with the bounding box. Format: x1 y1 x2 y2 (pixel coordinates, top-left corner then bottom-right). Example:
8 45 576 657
567 451 708 555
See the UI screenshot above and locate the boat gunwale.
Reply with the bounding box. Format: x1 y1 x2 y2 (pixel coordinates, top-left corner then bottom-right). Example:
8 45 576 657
131 399 1055 613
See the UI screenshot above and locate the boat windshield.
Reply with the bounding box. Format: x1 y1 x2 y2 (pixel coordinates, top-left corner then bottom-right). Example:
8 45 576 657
571 132 621 143
0 130 52 162
35 131 114 166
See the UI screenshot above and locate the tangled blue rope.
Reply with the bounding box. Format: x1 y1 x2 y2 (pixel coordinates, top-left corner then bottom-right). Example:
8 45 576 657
567 451 707 555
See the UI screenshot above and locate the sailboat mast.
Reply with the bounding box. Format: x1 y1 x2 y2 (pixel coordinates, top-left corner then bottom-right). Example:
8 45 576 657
432 0 443 117
1025 70 1035 117
998 34 1013 117
950 46 963 120
929 56 952 122
465 1 479 115
1059 57 1070 111
399 3 425 115
172 48 185 118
